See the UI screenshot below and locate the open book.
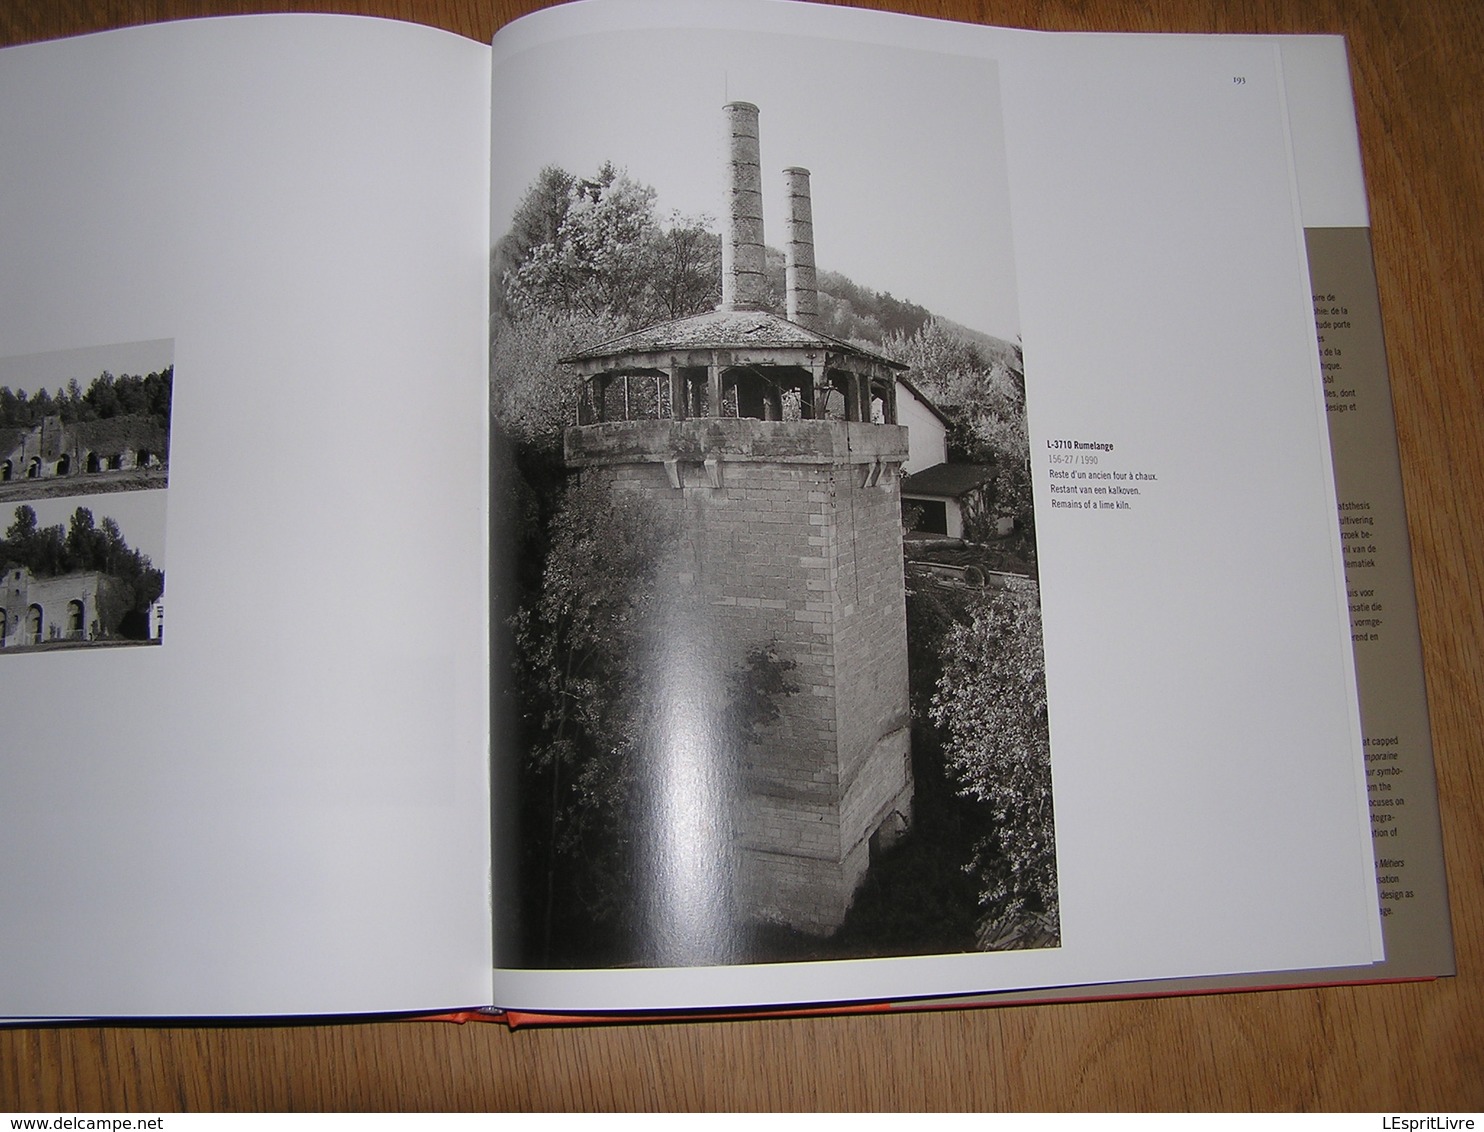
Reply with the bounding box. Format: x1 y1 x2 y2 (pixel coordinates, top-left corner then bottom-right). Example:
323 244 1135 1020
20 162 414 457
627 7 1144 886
0 0 1451 1022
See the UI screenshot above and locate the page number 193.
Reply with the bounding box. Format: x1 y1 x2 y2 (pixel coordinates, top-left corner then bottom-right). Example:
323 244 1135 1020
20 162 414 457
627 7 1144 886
1233 76 1246 84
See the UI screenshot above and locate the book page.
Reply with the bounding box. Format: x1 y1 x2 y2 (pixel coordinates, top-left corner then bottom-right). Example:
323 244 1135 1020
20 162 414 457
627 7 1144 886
487 0 1380 1013
882 42 1456 1014
0 15 493 1016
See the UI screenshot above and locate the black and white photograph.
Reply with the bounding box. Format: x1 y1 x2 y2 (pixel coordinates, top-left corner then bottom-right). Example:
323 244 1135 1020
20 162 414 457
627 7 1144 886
0 341 170 653
0 490 166 652
490 31 1056 970
0 340 172 500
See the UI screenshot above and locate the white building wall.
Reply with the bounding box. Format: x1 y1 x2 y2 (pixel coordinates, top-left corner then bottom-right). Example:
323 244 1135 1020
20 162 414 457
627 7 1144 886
895 387 948 474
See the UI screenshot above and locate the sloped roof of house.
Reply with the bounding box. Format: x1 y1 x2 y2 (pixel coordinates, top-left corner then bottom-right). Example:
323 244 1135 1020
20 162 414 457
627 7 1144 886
562 308 907 368
901 461 996 498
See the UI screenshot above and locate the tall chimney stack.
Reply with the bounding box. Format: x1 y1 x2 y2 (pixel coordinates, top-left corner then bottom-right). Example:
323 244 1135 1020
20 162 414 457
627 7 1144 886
721 102 767 311
783 166 818 328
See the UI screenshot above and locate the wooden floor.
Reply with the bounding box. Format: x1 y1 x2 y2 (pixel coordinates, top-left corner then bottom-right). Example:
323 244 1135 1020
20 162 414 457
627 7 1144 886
2 0 1481 1112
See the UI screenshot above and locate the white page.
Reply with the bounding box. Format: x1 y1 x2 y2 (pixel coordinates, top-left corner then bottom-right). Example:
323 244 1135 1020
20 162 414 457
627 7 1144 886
0 15 493 1016
488 0 1379 1012
1270 36 1369 228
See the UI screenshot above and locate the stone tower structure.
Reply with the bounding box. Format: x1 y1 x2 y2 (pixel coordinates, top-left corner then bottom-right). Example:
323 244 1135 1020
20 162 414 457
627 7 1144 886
562 103 913 935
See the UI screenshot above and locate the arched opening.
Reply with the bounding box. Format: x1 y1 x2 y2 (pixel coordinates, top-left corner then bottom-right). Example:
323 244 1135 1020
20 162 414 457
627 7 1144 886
0 606 7 647
85 452 100 474
26 604 42 645
26 457 41 479
65 600 84 640
136 449 152 468
55 454 70 476
0 460 10 482
108 453 123 471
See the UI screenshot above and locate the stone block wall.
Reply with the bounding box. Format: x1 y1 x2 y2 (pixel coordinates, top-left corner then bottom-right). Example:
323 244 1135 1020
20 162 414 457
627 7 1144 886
569 418 913 934
0 568 118 647
0 415 168 484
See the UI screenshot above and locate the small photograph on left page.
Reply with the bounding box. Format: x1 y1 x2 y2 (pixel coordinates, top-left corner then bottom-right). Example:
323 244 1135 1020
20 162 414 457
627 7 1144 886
0 340 170 653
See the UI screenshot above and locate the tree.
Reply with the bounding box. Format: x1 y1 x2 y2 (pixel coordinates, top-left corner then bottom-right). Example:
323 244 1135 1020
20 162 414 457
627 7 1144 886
930 578 1057 936
880 319 1034 536
648 211 721 320
511 478 677 963
968 355 1033 535
491 166 577 327
65 507 102 570
27 387 56 422
496 164 720 334
508 474 803 966
502 165 576 257
0 365 172 429
491 308 622 447
492 167 724 469
6 504 37 541
502 163 661 324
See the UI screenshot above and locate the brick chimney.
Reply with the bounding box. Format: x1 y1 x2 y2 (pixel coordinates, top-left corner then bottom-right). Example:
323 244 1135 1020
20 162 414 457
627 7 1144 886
721 102 767 311
783 166 818 328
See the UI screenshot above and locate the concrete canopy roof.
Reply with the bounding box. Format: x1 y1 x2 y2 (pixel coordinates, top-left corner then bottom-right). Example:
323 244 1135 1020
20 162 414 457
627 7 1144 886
561 308 907 373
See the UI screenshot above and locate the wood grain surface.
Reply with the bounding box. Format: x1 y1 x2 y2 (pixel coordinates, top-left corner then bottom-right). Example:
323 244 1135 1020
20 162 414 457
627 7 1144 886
2 0 1480 1113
